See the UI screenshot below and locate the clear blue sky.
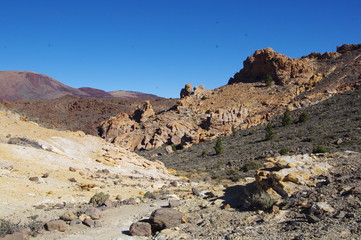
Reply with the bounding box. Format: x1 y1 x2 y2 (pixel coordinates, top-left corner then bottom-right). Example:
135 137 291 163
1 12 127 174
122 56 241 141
0 0 360 98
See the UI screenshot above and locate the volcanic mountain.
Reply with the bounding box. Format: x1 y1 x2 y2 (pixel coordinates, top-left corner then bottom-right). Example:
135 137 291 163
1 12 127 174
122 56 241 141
0 71 159 100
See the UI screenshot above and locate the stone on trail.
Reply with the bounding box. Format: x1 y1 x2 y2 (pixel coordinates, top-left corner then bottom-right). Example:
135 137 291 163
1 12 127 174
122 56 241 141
149 208 184 232
129 222 152 237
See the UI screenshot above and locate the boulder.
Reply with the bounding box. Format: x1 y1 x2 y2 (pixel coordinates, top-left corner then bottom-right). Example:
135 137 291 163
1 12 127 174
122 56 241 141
84 207 101 220
149 208 184 232
129 222 152 237
180 83 193 98
0 232 29 240
44 220 67 232
82 219 95 228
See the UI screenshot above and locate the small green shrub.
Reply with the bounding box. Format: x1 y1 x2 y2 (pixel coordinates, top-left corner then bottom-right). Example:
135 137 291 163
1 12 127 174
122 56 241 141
231 125 237 134
245 191 276 212
0 219 21 237
214 138 223 155
226 169 241 182
354 115 361 121
279 147 290 155
201 96 208 100
299 112 310 123
89 192 110 206
265 74 274 87
201 151 207 157
171 145 177 152
241 161 263 172
281 109 292 126
312 145 329 154
265 123 275 140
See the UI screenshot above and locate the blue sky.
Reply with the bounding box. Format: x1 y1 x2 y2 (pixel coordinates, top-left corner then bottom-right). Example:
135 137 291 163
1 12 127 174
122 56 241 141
0 0 360 98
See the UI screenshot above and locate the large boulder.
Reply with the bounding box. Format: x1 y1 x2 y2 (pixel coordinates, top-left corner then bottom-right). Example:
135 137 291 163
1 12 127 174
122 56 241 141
149 208 184 232
180 83 193 98
44 220 67 232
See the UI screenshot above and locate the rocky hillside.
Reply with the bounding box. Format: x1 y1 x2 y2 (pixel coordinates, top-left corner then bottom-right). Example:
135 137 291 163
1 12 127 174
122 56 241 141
3 96 177 135
0 107 179 222
99 44 361 151
0 71 160 100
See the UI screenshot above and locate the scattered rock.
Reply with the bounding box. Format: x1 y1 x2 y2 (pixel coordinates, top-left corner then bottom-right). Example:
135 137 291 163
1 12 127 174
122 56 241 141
0 232 29 240
83 219 95 228
70 219 82 226
129 222 152 237
69 167 77 172
84 207 101 220
149 208 184 232
28 177 39 182
41 173 49 178
168 199 183 208
165 145 174 154
192 187 201 196
60 212 78 221
44 220 67 232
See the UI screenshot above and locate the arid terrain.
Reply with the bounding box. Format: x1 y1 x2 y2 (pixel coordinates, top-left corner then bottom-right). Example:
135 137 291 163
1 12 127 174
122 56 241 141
0 44 360 240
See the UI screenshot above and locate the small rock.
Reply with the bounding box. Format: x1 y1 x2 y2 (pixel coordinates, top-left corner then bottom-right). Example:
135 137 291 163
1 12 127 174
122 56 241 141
68 177 77 183
83 219 95 228
78 214 91 221
306 214 320 223
41 173 49 178
169 199 182 208
223 204 231 209
101 200 114 208
170 181 179 187
78 171 85 176
149 208 184 232
115 195 122 200
192 188 201 196
29 177 39 182
129 222 152 237
60 212 78 221
70 219 82 226
94 221 103 228
165 145 174 154
315 202 335 214
101 169 110 174
334 211 346 219
44 220 67 232
84 207 101 220
69 167 76 172
34 204 46 209
0 231 29 240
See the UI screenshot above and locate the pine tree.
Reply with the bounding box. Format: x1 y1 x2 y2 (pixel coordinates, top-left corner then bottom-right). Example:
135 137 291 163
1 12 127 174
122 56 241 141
265 123 275 140
281 109 292 126
214 138 223 155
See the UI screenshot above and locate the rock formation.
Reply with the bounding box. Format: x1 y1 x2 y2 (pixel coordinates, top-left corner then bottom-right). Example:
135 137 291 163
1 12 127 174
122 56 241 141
99 44 361 151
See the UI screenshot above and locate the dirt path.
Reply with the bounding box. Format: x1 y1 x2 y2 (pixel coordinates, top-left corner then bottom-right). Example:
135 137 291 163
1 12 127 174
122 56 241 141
37 200 169 240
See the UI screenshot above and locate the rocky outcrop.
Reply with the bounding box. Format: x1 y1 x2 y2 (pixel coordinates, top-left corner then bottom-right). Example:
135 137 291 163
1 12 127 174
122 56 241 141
132 101 155 122
99 44 361 151
180 83 193 98
255 154 332 198
228 48 315 85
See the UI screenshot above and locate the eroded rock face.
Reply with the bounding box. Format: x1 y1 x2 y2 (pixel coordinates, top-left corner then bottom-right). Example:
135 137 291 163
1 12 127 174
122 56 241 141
255 154 332 198
229 48 315 85
180 83 193 98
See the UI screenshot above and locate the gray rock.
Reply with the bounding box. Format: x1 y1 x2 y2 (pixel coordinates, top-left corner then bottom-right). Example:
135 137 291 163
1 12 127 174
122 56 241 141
192 187 201 196
129 222 152 237
94 221 103 228
69 219 82 226
149 208 183 232
28 177 39 182
84 207 101 220
44 220 67 232
83 219 95 228
168 199 182 208
306 214 320 223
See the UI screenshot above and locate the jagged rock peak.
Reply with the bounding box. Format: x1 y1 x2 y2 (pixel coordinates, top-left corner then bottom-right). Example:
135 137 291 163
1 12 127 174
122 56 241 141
180 83 193 98
228 48 314 85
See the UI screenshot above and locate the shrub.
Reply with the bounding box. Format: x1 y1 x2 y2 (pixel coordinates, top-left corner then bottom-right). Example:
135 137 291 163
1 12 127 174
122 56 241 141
281 109 292 126
241 161 263 172
265 75 274 87
245 191 276 212
312 145 329 154
279 147 290 155
299 112 310 123
265 123 275 140
201 151 207 157
214 138 223 155
231 125 237 134
89 192 110 206
171 145 177 152
0 219 21 237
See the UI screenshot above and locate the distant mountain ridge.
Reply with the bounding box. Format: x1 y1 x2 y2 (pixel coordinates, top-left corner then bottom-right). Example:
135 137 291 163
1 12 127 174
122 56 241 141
0 71 160 100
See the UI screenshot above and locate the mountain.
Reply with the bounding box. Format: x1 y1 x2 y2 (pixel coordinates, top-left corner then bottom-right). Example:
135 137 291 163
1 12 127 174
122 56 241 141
0 71 160 100
99 44 361 151
0 71 90 100
108 90 159 99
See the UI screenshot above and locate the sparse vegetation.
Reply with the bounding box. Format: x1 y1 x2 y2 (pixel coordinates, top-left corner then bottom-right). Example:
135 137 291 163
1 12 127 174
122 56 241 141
214 138 223 155
241 161 263 172
279 147 290 155
245 191 276 212
0 219 21 237
89 192 110 206
299 112 310 123
265 74 274 87
265 123 275 140
281 109 292 126
312 145 329 154
231 125 237 134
